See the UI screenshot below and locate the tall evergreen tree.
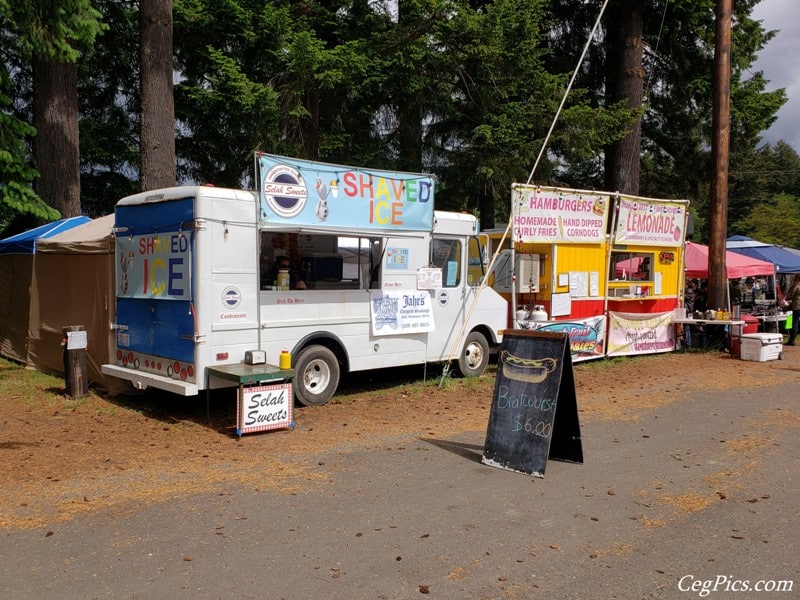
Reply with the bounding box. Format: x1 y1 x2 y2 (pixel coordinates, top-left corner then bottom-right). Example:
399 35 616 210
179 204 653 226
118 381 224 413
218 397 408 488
0 0 104 227
0 64 57 228
32 58 81 218
140 0 176 190
78 0 140 216
420 0 635 226
603 0 644 195
543 0 786 236
639 0 785 238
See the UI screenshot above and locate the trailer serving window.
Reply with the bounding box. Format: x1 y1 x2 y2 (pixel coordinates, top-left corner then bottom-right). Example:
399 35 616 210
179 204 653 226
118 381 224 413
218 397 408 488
610 251 653 282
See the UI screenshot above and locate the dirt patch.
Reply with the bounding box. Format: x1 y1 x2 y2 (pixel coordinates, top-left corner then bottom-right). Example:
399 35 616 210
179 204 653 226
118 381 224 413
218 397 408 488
1 349 799 528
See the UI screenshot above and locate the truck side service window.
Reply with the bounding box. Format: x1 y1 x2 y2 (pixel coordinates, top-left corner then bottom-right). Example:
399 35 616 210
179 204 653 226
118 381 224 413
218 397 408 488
431 239 462 287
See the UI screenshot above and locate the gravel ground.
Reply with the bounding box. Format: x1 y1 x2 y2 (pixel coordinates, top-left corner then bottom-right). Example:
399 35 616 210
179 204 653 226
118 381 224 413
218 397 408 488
1 349 799 598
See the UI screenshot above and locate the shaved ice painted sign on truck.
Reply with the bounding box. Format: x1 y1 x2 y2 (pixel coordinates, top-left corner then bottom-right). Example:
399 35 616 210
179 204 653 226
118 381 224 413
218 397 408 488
257 153 435 230
116 232 191 300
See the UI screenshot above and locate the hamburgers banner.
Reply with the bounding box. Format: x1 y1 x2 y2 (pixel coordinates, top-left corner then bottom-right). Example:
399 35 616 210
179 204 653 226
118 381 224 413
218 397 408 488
512 185 611 244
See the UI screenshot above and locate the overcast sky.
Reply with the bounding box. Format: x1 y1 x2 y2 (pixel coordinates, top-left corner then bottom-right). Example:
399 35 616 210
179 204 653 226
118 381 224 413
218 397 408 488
751 0 800 152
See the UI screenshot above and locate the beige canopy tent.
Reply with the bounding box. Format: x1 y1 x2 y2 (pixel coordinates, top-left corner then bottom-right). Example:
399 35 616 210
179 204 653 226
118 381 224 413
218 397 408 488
1 216 90 365
0 215 121 392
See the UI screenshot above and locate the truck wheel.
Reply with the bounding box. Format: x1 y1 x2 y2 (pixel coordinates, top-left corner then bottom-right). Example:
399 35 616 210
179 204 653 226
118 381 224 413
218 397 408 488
456 331 489 377
294 345 340 407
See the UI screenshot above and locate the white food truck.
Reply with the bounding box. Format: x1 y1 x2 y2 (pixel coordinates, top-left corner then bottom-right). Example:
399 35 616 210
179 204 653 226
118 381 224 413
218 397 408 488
102 154 508 405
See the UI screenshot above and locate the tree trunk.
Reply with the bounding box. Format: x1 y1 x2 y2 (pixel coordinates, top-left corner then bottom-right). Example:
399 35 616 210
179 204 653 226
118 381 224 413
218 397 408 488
603 0 644 195
397 99 423 173
32 58 81 218
479 188 495 232
300 91 321 159
140 0 176 190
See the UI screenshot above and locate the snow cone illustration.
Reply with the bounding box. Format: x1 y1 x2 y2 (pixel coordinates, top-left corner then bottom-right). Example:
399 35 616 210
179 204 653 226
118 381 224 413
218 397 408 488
330 178 339 198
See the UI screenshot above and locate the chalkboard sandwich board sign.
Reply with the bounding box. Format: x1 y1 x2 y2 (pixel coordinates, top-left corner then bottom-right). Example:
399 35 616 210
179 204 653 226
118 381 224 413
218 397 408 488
482 330 583 477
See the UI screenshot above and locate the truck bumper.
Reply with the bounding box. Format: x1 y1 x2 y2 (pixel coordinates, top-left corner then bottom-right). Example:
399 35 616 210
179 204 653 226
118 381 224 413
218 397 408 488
101 364 199 396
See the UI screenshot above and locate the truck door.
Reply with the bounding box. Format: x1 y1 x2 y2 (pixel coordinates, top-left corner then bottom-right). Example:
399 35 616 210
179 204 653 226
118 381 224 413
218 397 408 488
113 198 196 376
428 236 468 359
428 235 493 373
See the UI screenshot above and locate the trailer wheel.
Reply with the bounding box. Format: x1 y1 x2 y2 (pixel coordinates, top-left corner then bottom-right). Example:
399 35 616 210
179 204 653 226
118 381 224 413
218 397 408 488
294 345 340 407
456 331 489 378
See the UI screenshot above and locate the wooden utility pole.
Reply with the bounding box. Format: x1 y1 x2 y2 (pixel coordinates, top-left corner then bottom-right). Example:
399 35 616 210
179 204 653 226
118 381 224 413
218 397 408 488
707 0 732 311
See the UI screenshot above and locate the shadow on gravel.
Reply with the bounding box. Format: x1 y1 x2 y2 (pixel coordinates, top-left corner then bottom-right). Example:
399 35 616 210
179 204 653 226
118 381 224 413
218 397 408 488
95 362 475 436
420 438 484 464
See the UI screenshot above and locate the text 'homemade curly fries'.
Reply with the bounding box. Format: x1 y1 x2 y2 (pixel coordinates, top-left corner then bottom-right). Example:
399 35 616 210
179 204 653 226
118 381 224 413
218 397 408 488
500 351 558 383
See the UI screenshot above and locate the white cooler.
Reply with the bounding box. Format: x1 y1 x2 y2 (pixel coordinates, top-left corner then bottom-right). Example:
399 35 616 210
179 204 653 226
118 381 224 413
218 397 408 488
739 333 783 362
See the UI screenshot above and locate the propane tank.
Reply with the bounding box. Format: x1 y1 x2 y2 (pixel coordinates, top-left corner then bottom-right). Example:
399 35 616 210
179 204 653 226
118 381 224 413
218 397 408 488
529 305 548 321
515 306 529 322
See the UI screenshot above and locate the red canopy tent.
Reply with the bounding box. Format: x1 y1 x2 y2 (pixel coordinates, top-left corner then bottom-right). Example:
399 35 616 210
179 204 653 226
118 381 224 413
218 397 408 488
684 242 775 279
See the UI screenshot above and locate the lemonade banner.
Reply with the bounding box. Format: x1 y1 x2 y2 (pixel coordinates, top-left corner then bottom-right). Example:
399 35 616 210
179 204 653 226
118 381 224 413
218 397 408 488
613 195 688 247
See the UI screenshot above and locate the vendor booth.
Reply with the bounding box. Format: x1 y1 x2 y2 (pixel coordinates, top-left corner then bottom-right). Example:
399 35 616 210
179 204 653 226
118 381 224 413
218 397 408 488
726 235 800 274
490 185 612 362
1 217 91 364
726 236 800 323
604 194 688 357
0 215 119 391
488 186 688 361
680 242 777 352
684 241 776 280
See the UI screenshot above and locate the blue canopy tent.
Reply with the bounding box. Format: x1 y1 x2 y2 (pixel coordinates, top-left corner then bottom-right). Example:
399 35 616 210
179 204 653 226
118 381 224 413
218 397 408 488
726 235 800 274
0 216 91 255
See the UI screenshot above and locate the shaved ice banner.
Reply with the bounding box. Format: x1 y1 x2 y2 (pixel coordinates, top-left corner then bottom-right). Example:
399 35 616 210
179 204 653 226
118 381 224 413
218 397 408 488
257 153 435 231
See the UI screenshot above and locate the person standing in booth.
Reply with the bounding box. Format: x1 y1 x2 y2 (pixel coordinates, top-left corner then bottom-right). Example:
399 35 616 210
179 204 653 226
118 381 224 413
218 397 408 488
683 279 696 347
785 274 800 346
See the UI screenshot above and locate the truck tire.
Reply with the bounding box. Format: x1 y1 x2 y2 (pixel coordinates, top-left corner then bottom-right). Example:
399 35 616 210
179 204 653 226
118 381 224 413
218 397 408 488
456 331 489 378
294 345 340 407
